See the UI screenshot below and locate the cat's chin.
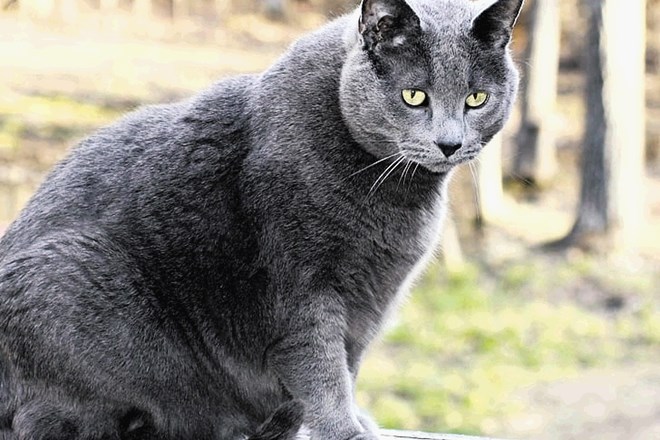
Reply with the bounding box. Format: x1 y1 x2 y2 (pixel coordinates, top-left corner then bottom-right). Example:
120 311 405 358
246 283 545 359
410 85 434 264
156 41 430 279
413 152 481 174
400 148 480 174
413 158 467 174
420 162 454 174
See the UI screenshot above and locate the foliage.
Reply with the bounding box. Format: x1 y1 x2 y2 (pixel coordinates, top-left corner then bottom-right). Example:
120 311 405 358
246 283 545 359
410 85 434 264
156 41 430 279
0 91 122 162
357 258 660 435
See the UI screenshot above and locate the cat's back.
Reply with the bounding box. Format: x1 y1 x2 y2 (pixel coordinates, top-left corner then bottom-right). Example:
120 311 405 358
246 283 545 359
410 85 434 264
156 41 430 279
0 74 258 259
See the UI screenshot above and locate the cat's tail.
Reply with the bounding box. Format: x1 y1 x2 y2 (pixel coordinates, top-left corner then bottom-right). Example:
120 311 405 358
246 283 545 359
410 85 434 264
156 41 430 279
247 400 305 440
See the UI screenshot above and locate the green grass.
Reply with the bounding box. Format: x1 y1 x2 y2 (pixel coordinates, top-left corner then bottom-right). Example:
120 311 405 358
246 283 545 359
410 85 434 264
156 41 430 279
0 92 123 161
0 93 121 127
357 258 660 435
0 91 127 221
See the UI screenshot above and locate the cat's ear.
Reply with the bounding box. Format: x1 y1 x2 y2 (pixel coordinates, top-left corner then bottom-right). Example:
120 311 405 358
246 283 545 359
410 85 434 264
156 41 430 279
358 0 421 52
471 0 524 49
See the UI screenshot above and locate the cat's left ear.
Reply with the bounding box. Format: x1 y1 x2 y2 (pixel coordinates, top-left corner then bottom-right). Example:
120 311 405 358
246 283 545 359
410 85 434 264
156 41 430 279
471 0 524 49
359 0 421 53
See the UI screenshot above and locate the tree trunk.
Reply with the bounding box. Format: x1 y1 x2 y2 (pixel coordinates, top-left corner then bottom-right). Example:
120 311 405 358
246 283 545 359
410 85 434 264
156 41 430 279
476 134 504 225
212 0 231 23
171 0 190 21
133 0 152 20
56 0 80 22
27 0 56 19
561 0 646 250
602 0 647 249
513 0 560 186
99 0 120 11
441 215 465 273
2 0 18 11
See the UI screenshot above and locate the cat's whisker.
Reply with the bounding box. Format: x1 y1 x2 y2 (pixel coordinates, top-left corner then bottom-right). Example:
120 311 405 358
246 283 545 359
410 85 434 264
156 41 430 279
409 163 421 190
397 158 413 190
368 155 405 197
366 154 403 197
349 151 402 178
367 155 406 198
377 156 408 195
402 159 416 199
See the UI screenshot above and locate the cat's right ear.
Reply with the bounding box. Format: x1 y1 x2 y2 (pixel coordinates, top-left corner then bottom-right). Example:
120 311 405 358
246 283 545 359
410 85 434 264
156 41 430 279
471 0 524 49
358 0 421 53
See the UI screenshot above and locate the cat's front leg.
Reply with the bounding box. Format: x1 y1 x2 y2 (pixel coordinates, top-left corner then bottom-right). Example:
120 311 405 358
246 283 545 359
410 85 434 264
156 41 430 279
346 343 380 435
266 297 379 440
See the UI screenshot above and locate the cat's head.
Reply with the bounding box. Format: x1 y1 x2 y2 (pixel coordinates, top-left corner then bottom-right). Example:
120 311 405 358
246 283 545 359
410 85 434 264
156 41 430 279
340 0 523 173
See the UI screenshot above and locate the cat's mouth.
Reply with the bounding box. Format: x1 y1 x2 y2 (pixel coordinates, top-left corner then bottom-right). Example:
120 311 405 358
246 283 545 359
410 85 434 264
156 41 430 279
402 149 480 173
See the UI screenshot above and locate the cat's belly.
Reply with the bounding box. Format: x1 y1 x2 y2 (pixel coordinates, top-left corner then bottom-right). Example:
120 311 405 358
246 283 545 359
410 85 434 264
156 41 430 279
0 227 286 439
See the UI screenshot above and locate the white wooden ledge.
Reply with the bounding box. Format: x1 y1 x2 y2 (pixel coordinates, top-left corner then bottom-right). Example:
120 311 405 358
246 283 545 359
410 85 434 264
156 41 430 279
381 429 506 440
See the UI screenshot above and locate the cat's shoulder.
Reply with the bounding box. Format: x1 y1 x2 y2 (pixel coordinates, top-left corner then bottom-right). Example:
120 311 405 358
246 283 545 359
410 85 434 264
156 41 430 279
59 73 258 169
102 74 258 138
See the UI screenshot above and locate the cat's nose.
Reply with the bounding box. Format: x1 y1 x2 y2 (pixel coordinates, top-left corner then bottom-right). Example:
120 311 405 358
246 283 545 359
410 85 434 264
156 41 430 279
435 142 461 158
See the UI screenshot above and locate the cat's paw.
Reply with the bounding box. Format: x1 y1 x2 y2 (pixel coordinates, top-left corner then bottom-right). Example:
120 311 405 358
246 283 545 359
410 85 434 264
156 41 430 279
355 409 379 434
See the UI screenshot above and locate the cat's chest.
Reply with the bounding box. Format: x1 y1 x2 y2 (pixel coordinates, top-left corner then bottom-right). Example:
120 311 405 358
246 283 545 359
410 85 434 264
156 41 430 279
370 203 441 256
335 194 446 350
343 192 447 298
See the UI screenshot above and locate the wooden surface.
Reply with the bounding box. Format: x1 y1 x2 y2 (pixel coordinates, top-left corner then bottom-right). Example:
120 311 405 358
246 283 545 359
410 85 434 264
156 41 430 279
381 429 506 440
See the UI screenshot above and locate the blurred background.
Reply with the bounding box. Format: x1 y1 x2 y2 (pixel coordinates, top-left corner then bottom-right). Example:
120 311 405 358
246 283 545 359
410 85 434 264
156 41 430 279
0 0 659 438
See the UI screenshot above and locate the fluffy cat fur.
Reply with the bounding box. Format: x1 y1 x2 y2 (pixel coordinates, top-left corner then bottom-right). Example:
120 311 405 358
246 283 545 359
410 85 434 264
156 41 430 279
0 0 523 439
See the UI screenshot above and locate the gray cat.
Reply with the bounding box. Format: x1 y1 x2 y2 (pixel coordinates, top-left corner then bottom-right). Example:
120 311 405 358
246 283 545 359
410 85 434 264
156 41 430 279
0 0 523 439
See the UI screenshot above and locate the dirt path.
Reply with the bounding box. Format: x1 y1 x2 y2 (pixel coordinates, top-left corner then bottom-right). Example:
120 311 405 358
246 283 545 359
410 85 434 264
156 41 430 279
501 365 660 439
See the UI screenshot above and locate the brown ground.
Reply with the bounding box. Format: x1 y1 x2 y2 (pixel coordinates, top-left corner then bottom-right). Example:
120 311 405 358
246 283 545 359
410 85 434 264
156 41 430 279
503 365 660 440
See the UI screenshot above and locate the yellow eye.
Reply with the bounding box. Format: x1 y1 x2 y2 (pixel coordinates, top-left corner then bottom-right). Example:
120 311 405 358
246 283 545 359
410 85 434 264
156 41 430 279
402 89 427 107
465 91 489 108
